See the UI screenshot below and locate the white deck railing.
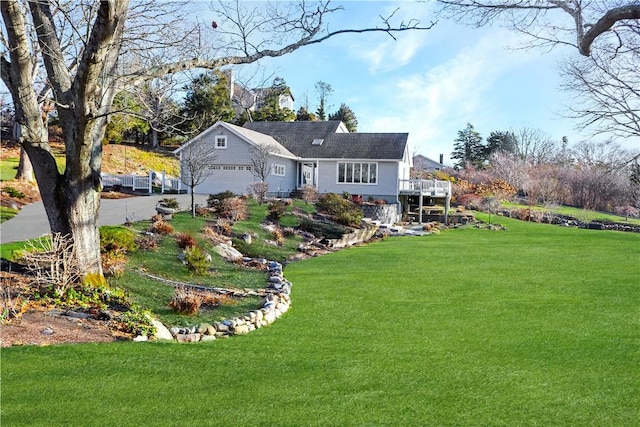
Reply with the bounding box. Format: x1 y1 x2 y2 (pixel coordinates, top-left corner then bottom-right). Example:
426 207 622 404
398 179 451 197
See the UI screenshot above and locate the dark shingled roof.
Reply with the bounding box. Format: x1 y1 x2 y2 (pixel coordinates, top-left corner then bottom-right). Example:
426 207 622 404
243 121 408 160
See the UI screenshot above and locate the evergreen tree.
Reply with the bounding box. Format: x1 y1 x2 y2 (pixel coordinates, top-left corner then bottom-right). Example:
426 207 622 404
329 103 358 132
485 130 516 157
181 70 234 133
295 106 317 121
104 92 149 144
451 123 486 169
252 77 295 121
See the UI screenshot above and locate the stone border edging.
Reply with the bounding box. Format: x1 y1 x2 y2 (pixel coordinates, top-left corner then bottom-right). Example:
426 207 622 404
141 257 292 343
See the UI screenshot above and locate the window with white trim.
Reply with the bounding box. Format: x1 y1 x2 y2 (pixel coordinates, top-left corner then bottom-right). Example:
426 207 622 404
272 164 285 176
337 162 377 184
215 135 227 149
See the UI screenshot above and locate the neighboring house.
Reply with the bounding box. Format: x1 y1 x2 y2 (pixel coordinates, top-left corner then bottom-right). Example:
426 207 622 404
174 120 413 203
225 70 295 118
412 154 445 173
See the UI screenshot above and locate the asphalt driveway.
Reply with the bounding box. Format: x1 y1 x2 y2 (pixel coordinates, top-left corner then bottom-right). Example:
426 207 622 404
0 193 208 244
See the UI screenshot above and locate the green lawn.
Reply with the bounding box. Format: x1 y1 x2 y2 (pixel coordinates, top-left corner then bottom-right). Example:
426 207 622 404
0 158 19 181
2 216 639 426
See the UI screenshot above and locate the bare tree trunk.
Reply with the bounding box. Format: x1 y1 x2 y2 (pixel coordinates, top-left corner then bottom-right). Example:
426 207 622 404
15 146 35 182
150 128 159 148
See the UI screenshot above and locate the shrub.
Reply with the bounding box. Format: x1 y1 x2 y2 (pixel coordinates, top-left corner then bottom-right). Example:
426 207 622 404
159 197 179 209
272 227 284 245
101 252 126 277
202 225 231 244
175 232 196 249
298 217 349 239
149 219 173 235
219 197 248 222
184 245 210 276
615 205 640 218
207 191 236 208
267 200 287 221
316 193 363 227
300 185 318 204
135 233 161 251
455 193 484 210
169 286 203 315
100 226 137 255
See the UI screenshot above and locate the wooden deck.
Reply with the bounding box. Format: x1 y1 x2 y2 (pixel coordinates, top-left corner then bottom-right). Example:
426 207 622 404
398 179 452 223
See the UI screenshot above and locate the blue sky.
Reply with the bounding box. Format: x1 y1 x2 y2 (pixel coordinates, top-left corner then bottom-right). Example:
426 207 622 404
248 1 602 164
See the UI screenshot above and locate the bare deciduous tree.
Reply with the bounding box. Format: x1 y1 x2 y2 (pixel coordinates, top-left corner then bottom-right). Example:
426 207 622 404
1 0 435 279
511 126 559 165
436 1 640 144
561 48 640 139
436 1 640 57
175 140 219 217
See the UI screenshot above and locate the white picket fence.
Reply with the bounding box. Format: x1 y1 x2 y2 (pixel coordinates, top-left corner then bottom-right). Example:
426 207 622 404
101 170 182 194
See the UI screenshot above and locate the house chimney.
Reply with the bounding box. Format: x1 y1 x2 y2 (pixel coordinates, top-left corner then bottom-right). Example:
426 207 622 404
439 154 444 165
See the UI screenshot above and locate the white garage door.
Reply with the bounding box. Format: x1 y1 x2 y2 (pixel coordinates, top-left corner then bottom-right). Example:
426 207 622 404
194 165 254 195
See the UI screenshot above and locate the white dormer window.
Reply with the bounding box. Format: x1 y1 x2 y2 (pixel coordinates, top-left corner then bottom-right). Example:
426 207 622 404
312 139 324 145
215 135 227 149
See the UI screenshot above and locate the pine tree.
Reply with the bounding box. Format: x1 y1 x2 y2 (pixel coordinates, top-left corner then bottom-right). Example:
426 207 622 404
329 103 358 132
451 123 486 169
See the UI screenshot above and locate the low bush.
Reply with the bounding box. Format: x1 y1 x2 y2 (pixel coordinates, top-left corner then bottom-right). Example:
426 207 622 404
207 191 237 208
300 185 318 204
101 252 126 277
175 232 196 249
219 197 248 222
184 245 210 276
159 197 179 209
149 219 173 235
267 200 287 221
316 193 363 227
298 217 348 239
100 226 137 255
169 286 203 315
455 193 484 210
135 233 161 251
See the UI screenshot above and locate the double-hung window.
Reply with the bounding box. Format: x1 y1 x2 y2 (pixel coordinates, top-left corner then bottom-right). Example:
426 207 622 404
215 135 227 149
272 164 285 176
338 162 377 184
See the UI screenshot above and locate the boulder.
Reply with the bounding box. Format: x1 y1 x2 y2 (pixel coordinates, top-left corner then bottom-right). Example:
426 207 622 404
233 324 250 335
212 243 243 262
176 333 201 343
196 323 212 334
152 320 174 341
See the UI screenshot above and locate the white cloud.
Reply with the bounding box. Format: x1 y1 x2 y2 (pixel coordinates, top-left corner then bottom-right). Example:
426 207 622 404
363 28 537 162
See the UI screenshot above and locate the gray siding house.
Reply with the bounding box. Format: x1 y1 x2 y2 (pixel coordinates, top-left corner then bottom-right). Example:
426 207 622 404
174 120 412 203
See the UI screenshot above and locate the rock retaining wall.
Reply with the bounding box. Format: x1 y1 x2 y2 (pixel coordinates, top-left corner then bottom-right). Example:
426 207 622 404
361 203 399 224
152 258 292 343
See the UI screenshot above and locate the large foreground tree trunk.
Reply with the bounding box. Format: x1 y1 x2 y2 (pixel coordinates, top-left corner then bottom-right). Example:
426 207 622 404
1 0 128 278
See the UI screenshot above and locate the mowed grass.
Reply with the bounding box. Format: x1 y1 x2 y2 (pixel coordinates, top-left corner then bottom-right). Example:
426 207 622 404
2 217 639 426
